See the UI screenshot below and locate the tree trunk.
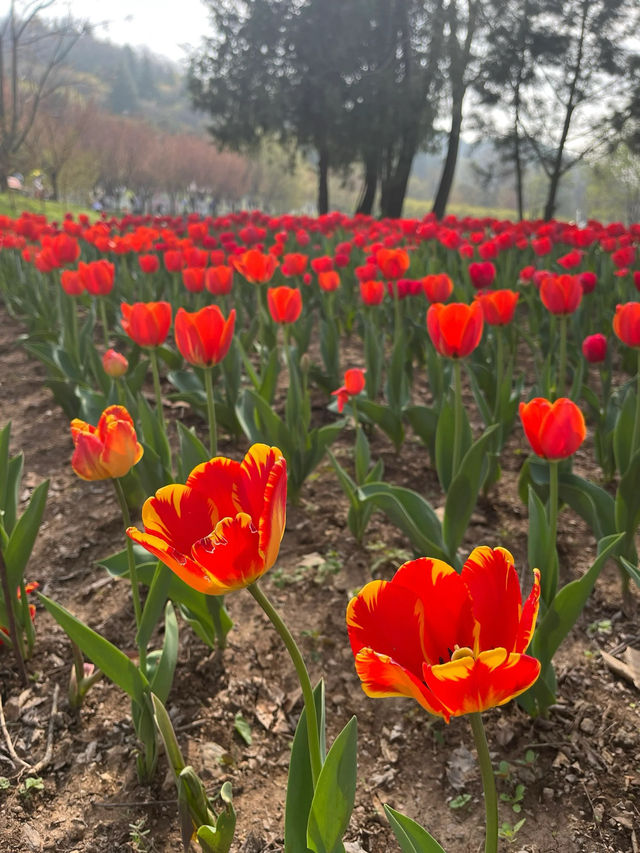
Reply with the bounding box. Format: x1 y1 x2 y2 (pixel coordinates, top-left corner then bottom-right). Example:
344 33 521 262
432 90 464 219
379 143 415 219
317 145 329 215
50 170 59 201
355 152 378 215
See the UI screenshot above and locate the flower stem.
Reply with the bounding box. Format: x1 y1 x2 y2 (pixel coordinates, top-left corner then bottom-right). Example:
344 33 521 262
469 712 498 853
557 314 567 399
148 347 167 435
452 358 464 480
248 581 322 787
99 298 110 349
493 328 504 422
632 350 640 460
546 459 559 605
203 366 217 457
113 478 146 674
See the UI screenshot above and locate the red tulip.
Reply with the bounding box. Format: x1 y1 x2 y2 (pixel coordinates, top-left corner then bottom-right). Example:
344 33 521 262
581 333 607 364
317 270 341 292
427 302 484 358
205 265 234 295
556 249 582 270
613 302 640 348
281 253 308 277
360 279 385 306
332 368 366 412
474 289 519 326
578 271 597 294
79 259 115 296
519 397 586 459
375 248 410 279
231 248 278 284
346 546 541 721
60 269 84 296
421 273 453 304
540 274 582 315
182 266 206 293
267 286 302 324
174 305 236 367
71 405 143 481
468 261 496 290
163 250 184 273
127 444 287 594
121 301 172 347
612 246 635 269
138 254 160 274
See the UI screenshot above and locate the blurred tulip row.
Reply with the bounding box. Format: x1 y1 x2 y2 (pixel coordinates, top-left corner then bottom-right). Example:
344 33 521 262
0 207 639 852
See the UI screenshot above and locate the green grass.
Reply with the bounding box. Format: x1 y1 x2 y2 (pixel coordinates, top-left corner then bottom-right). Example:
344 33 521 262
0 192 93 221
403 196 519 221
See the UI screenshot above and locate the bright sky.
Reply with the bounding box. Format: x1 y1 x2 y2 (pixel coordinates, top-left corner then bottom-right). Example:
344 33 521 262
54 0 212 63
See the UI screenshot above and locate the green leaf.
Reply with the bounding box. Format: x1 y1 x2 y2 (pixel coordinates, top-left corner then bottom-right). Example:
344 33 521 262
136 563 171 655
558 473 616 541
619 556 640 589
2 453 24 537
356 398 405 451
307 716 357 853
435 393 472 493
354 426 370 484
234 712 252 745
383 805 447 853
148 602 179 703
442 425 498 558
404 404 439 462
357 482 448 562
615 449 640 540
236 389 291 454
4 480 49 590
327 450 358 512
613 389 636 476
527 486 556 605
38 593 147 703
285 681 326 853
176 422 211 483
151 693 186 775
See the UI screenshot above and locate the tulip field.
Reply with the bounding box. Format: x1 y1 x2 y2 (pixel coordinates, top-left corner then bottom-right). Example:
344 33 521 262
0 209 639 852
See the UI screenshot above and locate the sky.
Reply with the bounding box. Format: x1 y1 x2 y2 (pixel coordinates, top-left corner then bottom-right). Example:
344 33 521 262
52 0 212 63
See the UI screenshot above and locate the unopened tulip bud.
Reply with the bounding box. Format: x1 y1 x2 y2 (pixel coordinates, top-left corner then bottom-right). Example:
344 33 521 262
102 349 128 378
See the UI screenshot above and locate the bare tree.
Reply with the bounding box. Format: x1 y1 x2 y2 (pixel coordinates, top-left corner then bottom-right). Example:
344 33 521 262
0 0 87 190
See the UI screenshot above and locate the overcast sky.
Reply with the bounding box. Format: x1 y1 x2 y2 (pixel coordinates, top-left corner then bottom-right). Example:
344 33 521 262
51 0 211 62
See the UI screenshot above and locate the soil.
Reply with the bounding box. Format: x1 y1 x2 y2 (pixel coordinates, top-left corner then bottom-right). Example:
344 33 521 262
0 303 639 853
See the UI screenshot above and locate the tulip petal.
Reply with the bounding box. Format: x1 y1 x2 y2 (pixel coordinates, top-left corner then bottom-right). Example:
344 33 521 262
392 558 475 666
237 444 285 525
140 484 219 556
258 457 287 571
461 547 522 654
423 649 541 717
99 418 143 479
354 648 447 719
191 513 264 590
516 569 541 652
186 457 242 520
347 579 429 680
539 399 586 459
126 527 225 594
71 431 111 480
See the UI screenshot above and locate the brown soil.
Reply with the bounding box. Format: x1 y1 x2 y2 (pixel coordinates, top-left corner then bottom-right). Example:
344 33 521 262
0 304 639 853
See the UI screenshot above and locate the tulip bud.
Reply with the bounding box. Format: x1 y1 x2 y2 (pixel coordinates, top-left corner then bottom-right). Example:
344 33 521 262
581 333 607 364
102 348 129 378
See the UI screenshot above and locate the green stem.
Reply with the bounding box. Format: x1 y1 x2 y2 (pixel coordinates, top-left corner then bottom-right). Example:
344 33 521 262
492 328 504 422
557 314 567 399
546 460 559 605
632 350 640 460
203 367 218 457
469 713 498 853
248 581 322 786
113 478 146 674
99 298 110 349
452 358 464 480
149 347 166 435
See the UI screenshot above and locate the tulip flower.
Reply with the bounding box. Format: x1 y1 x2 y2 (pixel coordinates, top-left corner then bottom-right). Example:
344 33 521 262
520 397 586 604
231 248 278 284
138 254 160 275
79 259 115 296
426 301 484 359
332 368 366 413
468 261 496 290
613 301 640 349
121 301 172 430
421 273 453 304
539 273 582 315
474 289 519 326
182 266 206 293
581 333 607 364
205 265 233 295
70 405 143 481
578 271 597 294
317 270 341 292
281 253 308 277
375 247 410 279
360 279 385 306
60 269 84 296
556 249 582 269
348 547 541 852
267 286 303 324
163 250 184 273
102 348 129 378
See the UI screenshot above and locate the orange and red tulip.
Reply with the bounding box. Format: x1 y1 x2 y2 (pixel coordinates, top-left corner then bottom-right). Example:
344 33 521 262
121 301 172 347
474 289 519 325
267 286 303 324
426 301 484 358
231 248 278 284
375 248 410 279
71 405 143 481
174 305 236 367
205 265 234 295
421 273 453 304
613 302 640 348
519 397 586 460
346 547 541 721
359 279 385 306
127 444 287 595
79 259 115 296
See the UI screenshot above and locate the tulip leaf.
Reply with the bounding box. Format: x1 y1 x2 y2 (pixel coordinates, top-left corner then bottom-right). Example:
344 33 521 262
558 472 616 542
404 404 439 462
236 389 292 455
356 398 405 451
148 602 179 703
613 389 636 476
619 556 640 589
442 425 498 559
615 448 640 540
435 392 472 493
2 453 23 538
38 593 148 703
356 482 448 563
530 533 623 669
284 681 326 853
137 563 172 655
354 425 371 484
307 716 357 853
4 480 49 590
386 335 410 415
383 805 447 853
176 422 211 483
138 394 172 480
527 485 557 605
99 545 157 580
